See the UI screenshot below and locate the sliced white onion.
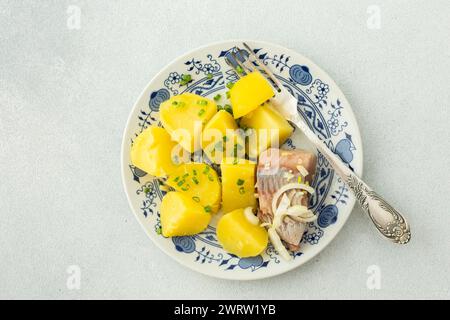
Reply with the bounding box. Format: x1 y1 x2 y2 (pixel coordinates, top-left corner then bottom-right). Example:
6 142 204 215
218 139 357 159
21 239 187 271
272 194 292 230
268 227 292 261
282 171 294 181
287 206 317 223
297 165 309 177
244 207 260 226
271 183 315 215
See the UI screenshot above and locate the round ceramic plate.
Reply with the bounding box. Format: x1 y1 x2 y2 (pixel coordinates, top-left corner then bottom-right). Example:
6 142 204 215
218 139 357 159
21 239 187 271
121 40 363 280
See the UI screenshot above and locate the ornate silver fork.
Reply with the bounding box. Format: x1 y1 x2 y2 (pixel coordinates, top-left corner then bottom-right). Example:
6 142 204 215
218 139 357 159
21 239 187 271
225 43 411 244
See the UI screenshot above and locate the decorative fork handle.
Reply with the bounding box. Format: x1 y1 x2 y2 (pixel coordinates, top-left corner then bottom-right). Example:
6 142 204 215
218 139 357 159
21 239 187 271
287 106 411 244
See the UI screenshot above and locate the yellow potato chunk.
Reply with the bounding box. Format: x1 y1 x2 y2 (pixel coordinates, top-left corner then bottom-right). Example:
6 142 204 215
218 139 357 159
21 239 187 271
161 192 211 237
240 103 294 158
220 158 256 213
217 208 268 257
201 110 245 164
167 163 221 213
229 72 274 119
160 93 217 152
130 126 180 177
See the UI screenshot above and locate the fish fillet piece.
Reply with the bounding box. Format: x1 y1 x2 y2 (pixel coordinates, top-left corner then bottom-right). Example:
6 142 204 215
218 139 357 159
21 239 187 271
257 148 317 251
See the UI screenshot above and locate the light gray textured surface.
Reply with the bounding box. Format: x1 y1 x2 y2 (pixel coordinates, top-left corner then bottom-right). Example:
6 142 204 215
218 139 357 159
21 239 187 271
1 0 449 299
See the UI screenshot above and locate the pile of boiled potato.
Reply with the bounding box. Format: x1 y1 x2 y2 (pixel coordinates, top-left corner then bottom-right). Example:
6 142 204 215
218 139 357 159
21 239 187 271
130 72 293 258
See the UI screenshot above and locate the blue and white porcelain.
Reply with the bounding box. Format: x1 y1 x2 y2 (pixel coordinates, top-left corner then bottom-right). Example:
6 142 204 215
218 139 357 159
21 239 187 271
121 40 363 280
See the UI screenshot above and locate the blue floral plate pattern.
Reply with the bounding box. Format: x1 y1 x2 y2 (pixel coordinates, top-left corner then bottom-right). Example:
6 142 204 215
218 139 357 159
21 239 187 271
121 40 363 280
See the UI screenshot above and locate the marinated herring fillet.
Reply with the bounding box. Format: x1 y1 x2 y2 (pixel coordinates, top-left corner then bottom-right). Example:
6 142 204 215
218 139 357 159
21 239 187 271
256 148 317 251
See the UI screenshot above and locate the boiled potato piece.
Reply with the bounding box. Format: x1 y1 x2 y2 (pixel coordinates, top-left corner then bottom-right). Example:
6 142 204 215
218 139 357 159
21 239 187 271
229 72 274 119
167 163 221 213
217 208 268 257
160 93 217 152
220 158 256 213
201 110 245 164
240 103 294 158
161 191 211 237
130 126 180 177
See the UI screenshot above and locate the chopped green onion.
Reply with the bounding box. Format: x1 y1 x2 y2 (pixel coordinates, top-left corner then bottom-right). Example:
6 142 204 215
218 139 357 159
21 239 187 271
198 109 206 117
197 100 208 106
180 74 192 85
192 196 200 202
144 187 150 194
172 101 178 106
208 174 214 182
214 94 221 101
177 180 185 187
203 166 210 174
173 176 180 182
237 179 245 186
206 73 213 79
178 101 186 107
192 177 199 185
226 91 231 99
181 186 189 191
193 169 197 176
204 205 212 213
217 105 223 111
236 65 244 74
156 227 162 235
224 104 233 114
226 82 234 89
239 187 245 194
182 173 189 178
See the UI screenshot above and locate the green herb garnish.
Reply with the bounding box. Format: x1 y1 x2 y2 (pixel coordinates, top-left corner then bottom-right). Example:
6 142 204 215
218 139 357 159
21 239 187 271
237 179 245 186
182 173 189 178
180 74 192 85
203 166 210 174
239 187 245 194
177 180 185 187
192 196 200 202
144 187 150 194
204 205 212 213
172 101 178 106
224 104 233 114
226 91 230 99
197 100 208 106
173 176 180 182
214 94 221 101
226 82 234 89
236 65 244 74
192 177 199 185
208 174 214 182
206 73 213 79
217 105 223 111
193 169 197 176
198 109 206 117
